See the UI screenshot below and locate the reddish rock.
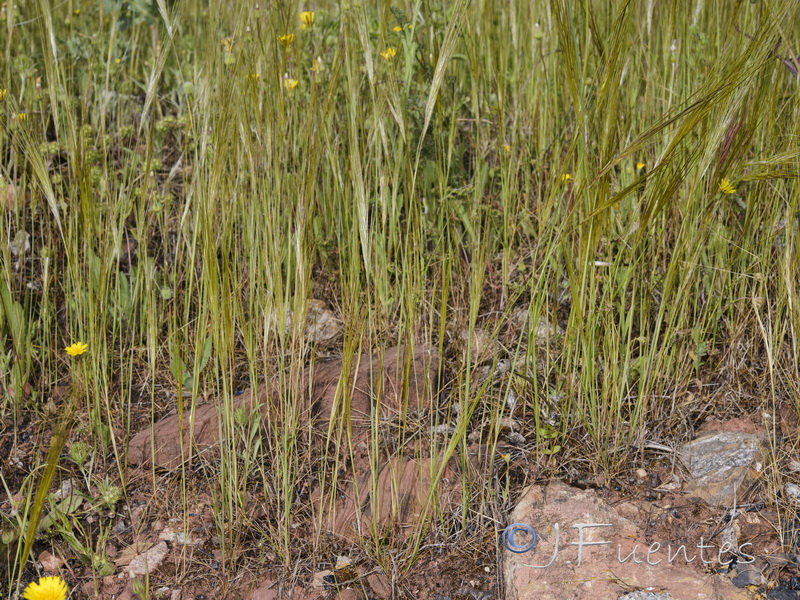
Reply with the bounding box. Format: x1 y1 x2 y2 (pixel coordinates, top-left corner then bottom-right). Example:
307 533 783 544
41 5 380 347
128 345 437 469
37 550 62 573
291 587 325 600
81 580 98 599
366 573 392 598
698 416 759 434
309 344 437 429
117 582 142 600
126 392 255 469
327 454 460 541
251 580 279 600
503 481 751 600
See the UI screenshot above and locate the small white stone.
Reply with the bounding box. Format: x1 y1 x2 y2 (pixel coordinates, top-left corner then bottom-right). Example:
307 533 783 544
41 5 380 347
785 483 800 505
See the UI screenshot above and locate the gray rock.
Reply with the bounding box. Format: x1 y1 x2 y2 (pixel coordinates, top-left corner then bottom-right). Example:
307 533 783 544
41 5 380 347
679 431 767 507
767 587 799 600
730 565 763 588
785 483 800 505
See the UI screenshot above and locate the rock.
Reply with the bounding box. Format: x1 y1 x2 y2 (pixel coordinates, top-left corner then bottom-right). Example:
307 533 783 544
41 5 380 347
456 327 500 363
503 481 751 600
730 564 763 588
291 586 324 600
159 524 206 546
126 541 169 576
127 399 237 469
326 455 459 541
304 299 342 344
767 587 799 600
272 299 342 344
617 593 672 600
10 230 30 256
118 582 142 600
761 553 800 568
679 430 767 507
82 580 98 599
334 556 352 571
309 344 437 430
457 586 493 600
698 417 759 435
785 483 800 505
251 580 279 600
534 317 563 343
128 345 437 469
312 570 334 590
52 479 76 502
366 573 391 598
720 525 738 549
37 550 63 573
508 309 563 344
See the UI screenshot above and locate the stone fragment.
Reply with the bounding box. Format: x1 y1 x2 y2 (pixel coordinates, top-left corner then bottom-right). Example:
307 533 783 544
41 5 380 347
304 299 342 344
767 587 799 600
126 541 169 576
37 550 63 573
251 580 279 600
312 570 334 590
785 483 800 505
117 582 141 600
679 430 767 507
366 573 391 598
730 564 764 588
504 481 751 600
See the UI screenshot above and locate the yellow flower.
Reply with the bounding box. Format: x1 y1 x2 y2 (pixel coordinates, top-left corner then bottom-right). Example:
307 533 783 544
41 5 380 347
501 453 511 462
115 57 122 64
636 161 645 170
561 173 572 183
278 33 295 47
311 56 324 73
283 78 299 92
719 178 736 194
23 576 68 600
299 11 315 29
65 342 89 356
17 112 27 122
503 144 511 153
0 89 7 101
380 47 397 61
392 25 403 32
247 72 260 81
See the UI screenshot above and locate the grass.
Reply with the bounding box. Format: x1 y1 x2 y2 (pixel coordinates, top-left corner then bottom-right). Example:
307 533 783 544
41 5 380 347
1 0 799 597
